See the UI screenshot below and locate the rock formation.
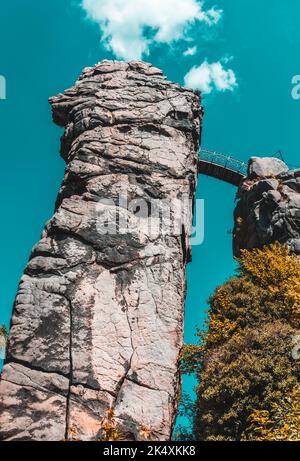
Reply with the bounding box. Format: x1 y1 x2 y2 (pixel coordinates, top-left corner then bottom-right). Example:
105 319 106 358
234 157 300 256
0 61 202 441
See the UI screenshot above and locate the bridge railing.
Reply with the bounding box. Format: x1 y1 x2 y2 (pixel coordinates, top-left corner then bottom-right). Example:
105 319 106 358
200 148 248 176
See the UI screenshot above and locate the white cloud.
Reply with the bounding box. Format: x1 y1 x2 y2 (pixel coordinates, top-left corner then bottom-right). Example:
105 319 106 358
183 45 198 57
81 0 222 60
184 60 237 94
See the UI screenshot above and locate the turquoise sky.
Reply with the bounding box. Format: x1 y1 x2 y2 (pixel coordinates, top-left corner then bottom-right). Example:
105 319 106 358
0 0 299 429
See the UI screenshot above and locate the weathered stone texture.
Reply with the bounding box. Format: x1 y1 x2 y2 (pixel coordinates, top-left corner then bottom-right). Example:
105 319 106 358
0 61 202 441
234 157 300 256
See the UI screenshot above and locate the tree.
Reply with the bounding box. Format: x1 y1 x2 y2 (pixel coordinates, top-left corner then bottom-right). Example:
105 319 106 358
182 243 300 441
242 386 300 441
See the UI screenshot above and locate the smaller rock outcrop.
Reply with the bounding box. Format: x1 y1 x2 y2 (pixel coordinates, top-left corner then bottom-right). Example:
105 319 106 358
248 157 289 179
234 157 300 256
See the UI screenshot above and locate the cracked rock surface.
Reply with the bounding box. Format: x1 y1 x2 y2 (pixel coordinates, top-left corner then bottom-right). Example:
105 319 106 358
0 60 202 441
234 157 300 256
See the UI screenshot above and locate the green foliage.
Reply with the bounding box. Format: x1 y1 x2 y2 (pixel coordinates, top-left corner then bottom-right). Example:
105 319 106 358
180 344 204 375
173 393 196 441
97 409 125 441
238 243 300 325
173 425 195 442
195 322 299 440
181 243 300 441
66 409 126 442
242 386 300 441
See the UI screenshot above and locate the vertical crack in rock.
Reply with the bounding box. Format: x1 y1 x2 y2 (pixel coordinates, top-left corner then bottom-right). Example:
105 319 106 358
0 60 202 441
114 287 135 410
64 295 73 441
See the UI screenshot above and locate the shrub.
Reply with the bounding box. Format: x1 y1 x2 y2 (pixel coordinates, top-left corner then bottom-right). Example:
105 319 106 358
182 243 300 441
242 386 300 441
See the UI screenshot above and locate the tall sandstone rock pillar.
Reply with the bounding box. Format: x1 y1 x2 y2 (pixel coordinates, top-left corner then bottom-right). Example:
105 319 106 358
0 61 202 441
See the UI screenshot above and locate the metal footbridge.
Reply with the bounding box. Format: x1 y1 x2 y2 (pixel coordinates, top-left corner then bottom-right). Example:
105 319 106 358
198 149 248 186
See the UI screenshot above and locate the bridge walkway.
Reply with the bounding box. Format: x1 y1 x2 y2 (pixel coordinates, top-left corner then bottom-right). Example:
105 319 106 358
198 149 247 186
